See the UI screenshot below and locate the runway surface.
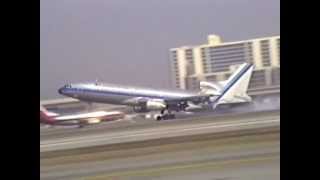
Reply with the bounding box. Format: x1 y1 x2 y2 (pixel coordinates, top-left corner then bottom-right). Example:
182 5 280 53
40 106 279 139
40 110 279 151
41 109 279 180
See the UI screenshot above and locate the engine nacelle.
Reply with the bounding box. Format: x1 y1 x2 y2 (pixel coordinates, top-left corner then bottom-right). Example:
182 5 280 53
146 99 166 110
133 105 150 113
86 118 101 124
133 99 166 112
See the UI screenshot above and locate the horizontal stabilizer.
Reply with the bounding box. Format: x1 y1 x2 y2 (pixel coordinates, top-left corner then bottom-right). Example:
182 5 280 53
199 81 222 96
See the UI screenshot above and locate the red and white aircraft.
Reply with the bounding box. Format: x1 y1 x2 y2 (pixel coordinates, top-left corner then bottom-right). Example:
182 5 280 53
40 105 125 127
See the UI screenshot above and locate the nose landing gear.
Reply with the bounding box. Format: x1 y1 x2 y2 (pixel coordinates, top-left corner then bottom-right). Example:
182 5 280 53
155 109 176 121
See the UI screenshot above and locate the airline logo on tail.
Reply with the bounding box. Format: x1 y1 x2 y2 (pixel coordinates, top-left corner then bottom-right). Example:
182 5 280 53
200 63 254 108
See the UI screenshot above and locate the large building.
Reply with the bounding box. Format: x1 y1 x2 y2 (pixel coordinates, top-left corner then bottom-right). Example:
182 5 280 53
169 34 280 96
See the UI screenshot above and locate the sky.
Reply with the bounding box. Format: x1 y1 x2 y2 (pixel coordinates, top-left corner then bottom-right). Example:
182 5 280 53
40 0 280 100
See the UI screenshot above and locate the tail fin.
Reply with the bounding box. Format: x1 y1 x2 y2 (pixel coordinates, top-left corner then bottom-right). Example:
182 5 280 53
40 105 56 124
216 63 254 105
199 64 250 96
208 63 254 107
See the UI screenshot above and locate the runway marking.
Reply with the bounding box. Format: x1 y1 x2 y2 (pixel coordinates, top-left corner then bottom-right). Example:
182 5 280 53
41 117 279 150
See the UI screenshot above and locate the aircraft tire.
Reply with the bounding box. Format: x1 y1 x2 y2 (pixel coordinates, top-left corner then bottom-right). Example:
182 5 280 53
155 114 163 121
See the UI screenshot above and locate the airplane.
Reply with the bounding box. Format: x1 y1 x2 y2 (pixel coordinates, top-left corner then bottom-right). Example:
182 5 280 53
58 63 254 120
40 105 125 127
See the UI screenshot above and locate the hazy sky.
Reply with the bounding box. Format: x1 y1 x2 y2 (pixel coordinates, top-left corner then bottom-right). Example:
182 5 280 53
40 0 280 100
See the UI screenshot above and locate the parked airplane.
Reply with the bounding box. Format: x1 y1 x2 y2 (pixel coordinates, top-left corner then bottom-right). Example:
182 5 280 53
40 105 125 127
58 63 254 120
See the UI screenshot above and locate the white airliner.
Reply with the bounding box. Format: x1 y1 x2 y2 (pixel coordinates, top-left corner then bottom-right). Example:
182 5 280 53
40 105 125 127
58 63 254 120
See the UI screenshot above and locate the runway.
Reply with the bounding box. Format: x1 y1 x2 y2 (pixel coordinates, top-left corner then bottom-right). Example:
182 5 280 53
40 107 278 138
41 109 279 180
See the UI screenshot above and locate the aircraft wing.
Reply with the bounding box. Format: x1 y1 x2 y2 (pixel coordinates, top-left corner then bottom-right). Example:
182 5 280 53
165 94 213 105
162 94 215 112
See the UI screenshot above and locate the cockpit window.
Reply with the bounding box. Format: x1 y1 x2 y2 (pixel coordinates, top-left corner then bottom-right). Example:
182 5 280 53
64 84 71 88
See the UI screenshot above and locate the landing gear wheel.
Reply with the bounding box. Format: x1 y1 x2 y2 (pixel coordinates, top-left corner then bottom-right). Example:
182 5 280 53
155 113 176 121
156 115 162 121
155 108 176 121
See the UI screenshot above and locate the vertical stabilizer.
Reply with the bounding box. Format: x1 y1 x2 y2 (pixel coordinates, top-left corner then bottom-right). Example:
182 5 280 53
211 63 254 107
40 105 56 124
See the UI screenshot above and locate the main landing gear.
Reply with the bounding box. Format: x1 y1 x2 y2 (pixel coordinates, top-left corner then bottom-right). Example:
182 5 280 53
155 109 176 121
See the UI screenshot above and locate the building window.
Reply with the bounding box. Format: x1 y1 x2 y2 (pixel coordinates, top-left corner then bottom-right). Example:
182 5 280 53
207 43 247 73
206 75 217 82
260 40 271 67
185 49 195 75
245 42 254 64
249 70 266 89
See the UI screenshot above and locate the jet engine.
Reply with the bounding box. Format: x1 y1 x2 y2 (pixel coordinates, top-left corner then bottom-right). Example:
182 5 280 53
146 99 166 110
133 105 149 113
86 118 101 124
133 99 166 113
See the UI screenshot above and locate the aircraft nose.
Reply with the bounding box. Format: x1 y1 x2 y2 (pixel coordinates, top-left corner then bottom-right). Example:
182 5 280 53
58 88 63 94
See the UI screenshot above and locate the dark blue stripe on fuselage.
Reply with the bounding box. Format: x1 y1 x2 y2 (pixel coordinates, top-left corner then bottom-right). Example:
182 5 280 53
213 64 252 103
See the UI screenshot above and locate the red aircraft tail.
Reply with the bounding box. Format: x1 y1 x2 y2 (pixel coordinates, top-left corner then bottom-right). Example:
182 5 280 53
40 106 55 125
